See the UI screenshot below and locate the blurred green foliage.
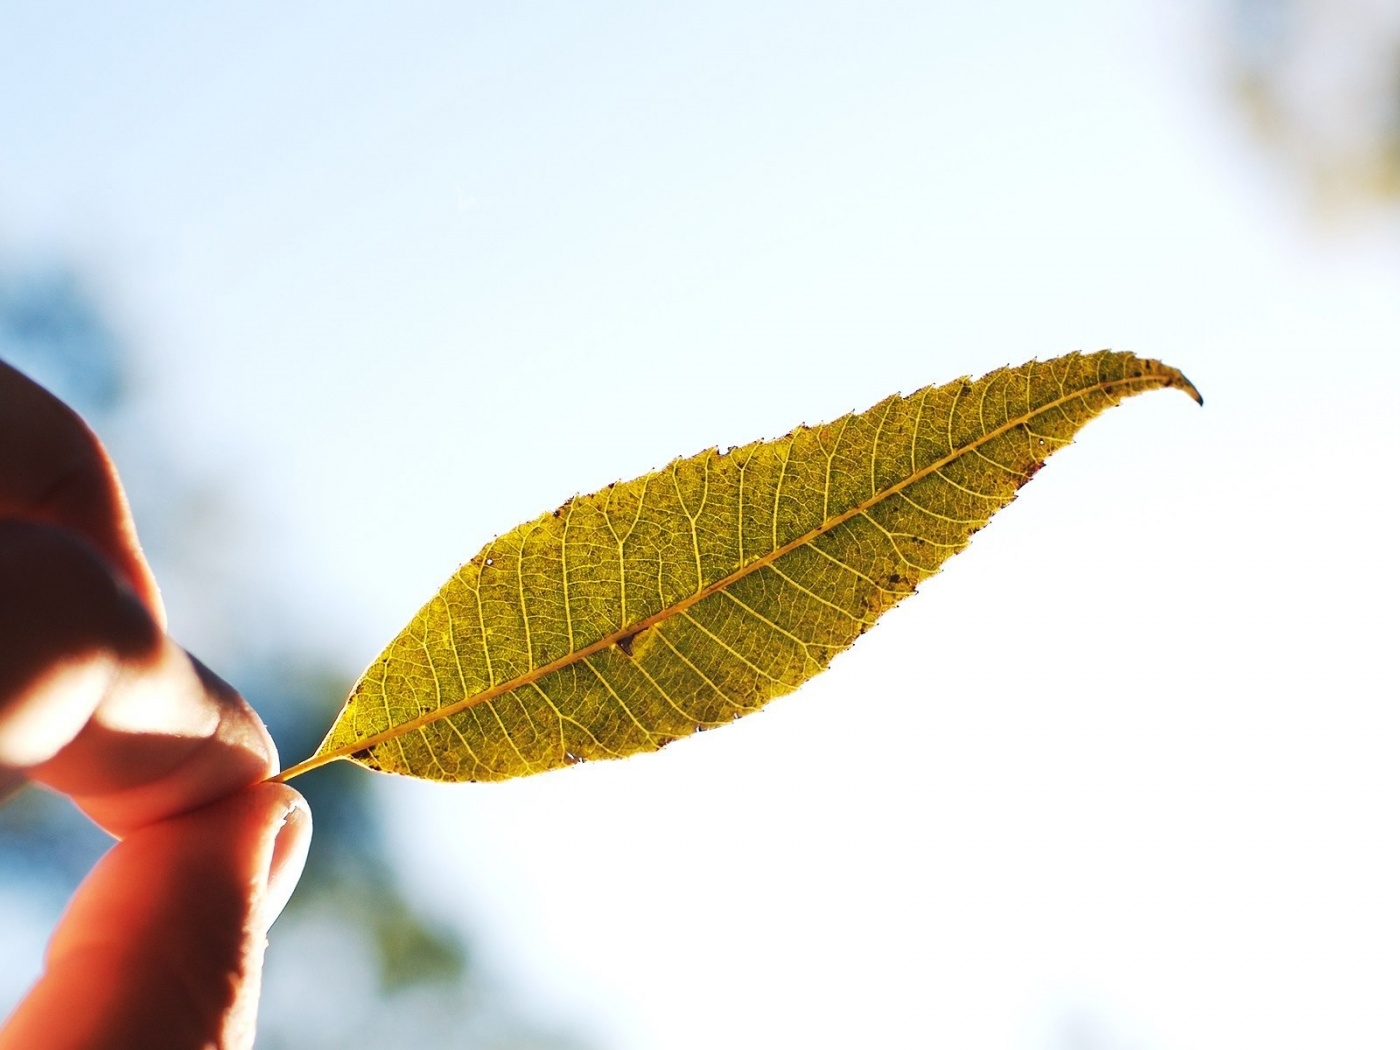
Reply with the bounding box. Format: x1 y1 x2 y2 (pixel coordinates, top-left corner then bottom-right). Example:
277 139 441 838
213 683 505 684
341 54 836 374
1223 0 1400 210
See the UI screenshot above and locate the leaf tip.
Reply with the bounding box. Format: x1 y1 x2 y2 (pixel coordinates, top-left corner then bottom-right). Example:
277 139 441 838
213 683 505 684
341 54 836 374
1131 355 1203 406
1171 371 1204 407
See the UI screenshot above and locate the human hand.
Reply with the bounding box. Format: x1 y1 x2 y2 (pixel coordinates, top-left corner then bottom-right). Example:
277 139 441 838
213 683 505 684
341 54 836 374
0 360 310 1050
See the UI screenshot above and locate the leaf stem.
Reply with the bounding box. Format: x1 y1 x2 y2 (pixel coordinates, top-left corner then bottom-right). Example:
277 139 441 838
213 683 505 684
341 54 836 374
267 752 338 784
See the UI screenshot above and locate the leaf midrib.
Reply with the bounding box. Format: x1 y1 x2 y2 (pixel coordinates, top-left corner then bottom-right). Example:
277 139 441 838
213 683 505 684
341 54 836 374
278 371 1163 780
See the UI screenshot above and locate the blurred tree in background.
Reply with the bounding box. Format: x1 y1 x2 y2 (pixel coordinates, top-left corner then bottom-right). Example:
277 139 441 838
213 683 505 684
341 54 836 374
0 264 591 1050
1220 0 1400 212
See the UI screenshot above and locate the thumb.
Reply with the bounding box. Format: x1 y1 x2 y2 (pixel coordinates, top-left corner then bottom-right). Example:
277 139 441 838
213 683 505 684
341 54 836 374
0 783 311 1050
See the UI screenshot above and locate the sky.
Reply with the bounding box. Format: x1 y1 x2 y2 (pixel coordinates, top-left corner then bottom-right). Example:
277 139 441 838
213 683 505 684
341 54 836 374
2 2 1399 1048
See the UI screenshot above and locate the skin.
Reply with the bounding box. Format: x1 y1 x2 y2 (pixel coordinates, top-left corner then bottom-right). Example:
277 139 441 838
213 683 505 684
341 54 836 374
0 360 311 1050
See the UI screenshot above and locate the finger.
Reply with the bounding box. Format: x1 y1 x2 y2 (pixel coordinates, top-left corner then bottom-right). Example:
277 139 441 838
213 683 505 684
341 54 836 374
0 359 163 625
0 783 312 1050
1 522 277 836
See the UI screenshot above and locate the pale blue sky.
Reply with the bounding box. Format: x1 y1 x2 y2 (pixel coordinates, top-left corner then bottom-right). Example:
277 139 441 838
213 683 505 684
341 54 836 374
3 3 1398 1048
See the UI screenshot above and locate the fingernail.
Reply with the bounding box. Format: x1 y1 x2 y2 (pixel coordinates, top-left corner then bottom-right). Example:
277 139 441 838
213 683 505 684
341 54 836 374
262 795 312 930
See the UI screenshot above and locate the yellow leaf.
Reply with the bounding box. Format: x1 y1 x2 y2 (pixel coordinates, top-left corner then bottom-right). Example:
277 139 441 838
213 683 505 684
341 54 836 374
278 351 1199 784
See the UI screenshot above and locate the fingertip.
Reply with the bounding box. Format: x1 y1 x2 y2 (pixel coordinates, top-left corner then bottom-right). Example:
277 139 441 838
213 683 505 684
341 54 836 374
261 787 312 932
28 639 283 837
0 785 314 1050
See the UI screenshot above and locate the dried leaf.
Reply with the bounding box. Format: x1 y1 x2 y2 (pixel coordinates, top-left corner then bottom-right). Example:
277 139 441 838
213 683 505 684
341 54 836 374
279 351 1199 783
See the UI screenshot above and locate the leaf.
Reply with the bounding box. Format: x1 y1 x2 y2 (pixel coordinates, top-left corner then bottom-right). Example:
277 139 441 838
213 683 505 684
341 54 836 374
278 351 1199 784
